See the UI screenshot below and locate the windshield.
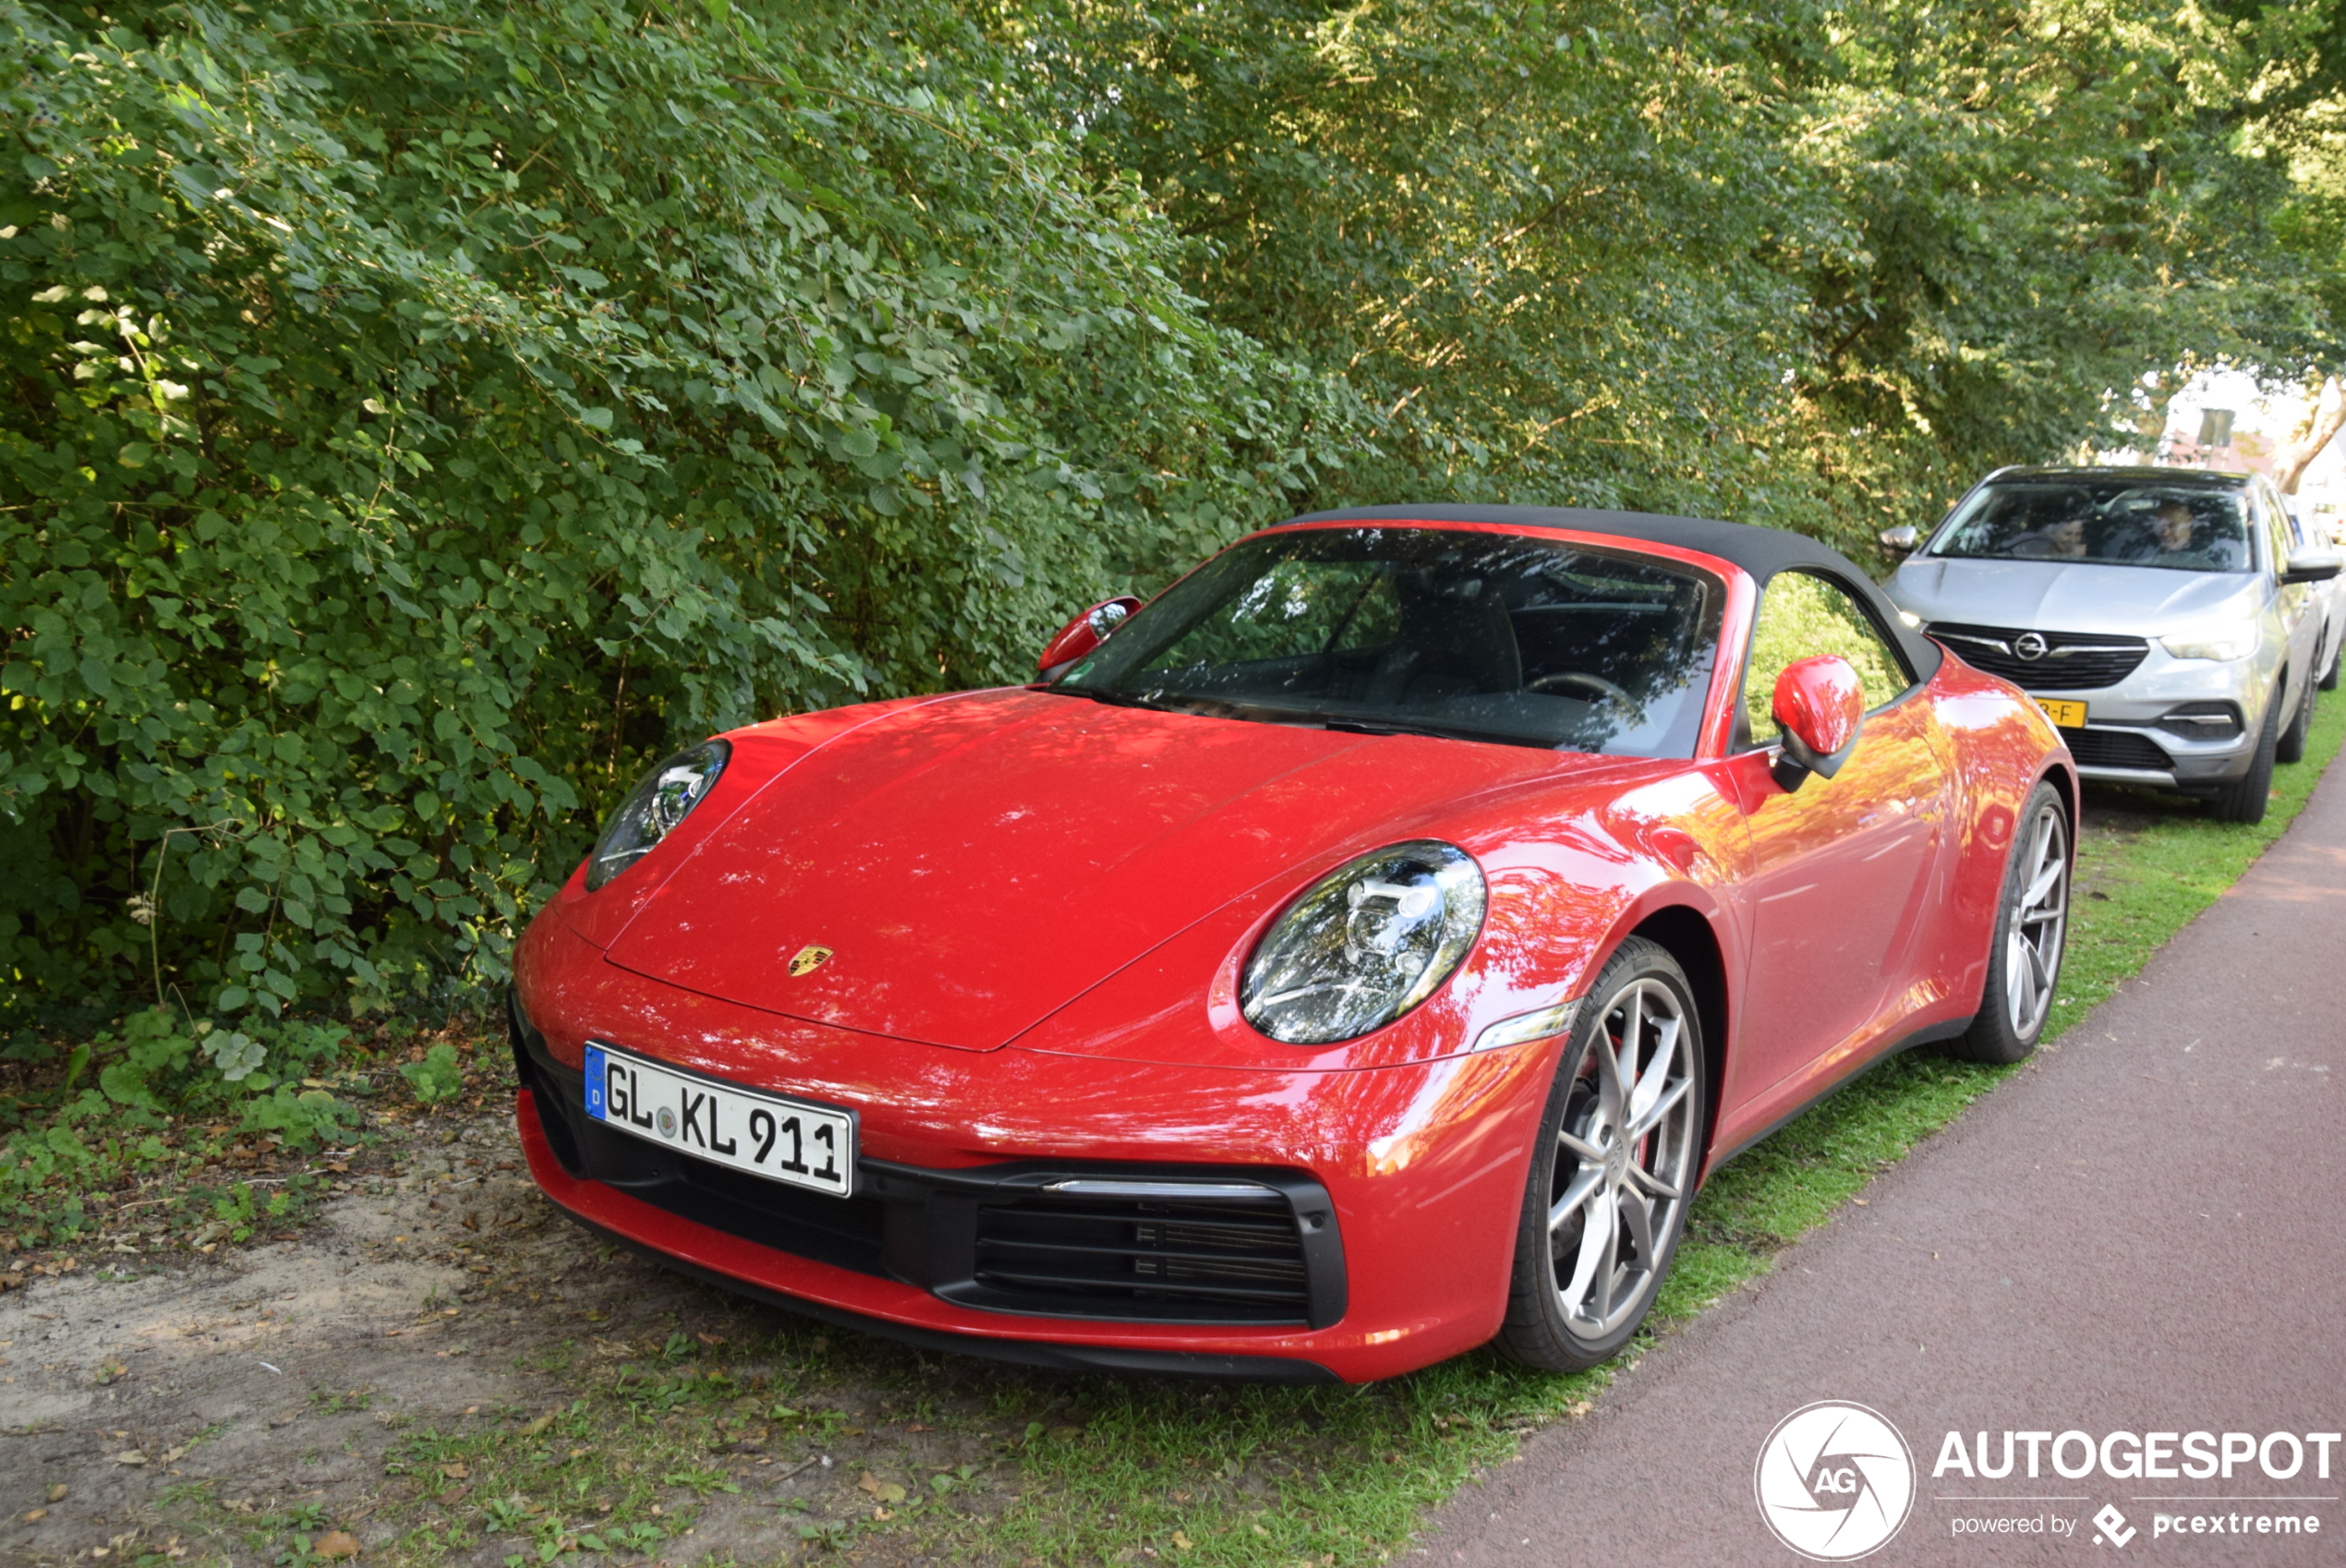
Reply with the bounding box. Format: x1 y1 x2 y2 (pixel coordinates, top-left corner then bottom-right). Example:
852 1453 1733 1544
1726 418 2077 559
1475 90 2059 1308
1928 479 2255 573
1054 527 1722 756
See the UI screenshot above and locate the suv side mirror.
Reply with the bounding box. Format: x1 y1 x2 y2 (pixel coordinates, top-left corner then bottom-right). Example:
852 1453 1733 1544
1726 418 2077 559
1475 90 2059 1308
2281 548 2343 585
1879 525 1921 553
1771 655 1865 792
1037 597 1144 681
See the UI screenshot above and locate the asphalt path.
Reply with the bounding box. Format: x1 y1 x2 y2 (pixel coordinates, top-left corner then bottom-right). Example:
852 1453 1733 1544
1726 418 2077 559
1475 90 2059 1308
1418 758 2346 1566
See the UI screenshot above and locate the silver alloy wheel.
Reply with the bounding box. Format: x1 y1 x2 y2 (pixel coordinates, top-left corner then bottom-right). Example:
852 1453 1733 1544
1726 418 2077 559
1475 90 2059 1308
2003 801 2070 1038
1549 977 1699 1343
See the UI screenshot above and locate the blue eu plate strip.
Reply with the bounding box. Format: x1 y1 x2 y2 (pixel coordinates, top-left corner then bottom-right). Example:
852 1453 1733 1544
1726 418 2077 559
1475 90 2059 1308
583 1044 608 1121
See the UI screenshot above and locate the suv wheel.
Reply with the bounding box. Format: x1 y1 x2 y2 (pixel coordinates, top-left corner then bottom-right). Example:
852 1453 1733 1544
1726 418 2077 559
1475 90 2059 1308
2278 669 2315 765
2212 688 2281 824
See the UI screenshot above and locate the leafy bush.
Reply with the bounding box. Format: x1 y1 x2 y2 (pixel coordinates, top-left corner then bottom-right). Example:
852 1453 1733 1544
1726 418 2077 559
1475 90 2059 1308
4 1006 359 1143
0 1005 381 1248
398 1043 466 1107
0 0 1346 1021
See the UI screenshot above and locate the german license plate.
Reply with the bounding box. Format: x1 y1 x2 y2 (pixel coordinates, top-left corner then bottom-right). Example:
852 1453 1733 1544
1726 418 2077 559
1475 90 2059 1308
583 1042 855 1198
2035 697 2087 729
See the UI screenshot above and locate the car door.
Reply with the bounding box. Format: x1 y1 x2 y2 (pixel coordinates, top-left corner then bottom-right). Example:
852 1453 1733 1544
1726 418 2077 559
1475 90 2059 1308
2269 482 2340 679
2255 481 2316 706
1719 570 1955 1118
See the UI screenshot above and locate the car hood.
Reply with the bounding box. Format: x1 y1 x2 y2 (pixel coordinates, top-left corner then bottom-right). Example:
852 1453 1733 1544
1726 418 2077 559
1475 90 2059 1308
1887 557 2264 635
603 689 1589 1051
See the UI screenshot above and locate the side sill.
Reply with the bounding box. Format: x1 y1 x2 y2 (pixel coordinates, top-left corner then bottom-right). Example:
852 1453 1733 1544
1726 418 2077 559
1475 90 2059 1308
1699 1015 1972 1180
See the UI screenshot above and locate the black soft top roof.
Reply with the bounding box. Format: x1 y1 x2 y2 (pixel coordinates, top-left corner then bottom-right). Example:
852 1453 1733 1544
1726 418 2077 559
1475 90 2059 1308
1981 464 2251 488
1274 503 1943 681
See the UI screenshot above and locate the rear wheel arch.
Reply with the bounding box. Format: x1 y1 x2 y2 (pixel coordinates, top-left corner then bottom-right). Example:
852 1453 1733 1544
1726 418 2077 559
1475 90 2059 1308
1625 904 1728 1176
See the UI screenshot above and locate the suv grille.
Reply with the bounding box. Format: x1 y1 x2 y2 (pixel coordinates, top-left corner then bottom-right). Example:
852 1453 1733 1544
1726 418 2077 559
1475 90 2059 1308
2062 728 2174 772
1929 623 2149 690
965 1191 1313 1324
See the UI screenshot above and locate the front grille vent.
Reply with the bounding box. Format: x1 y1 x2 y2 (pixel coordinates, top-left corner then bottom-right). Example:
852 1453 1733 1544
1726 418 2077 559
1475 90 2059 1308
2061 728 2174 772
1929 623 2149 690
968 1191 1314 1325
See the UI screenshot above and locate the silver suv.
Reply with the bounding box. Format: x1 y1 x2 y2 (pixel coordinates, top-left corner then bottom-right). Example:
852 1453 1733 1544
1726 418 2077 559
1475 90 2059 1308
1882 465 2341 823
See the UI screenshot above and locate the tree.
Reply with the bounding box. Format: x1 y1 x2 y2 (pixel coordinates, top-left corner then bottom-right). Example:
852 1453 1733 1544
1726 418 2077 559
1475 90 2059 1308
1000 0 2323 542
0 0 1350 1017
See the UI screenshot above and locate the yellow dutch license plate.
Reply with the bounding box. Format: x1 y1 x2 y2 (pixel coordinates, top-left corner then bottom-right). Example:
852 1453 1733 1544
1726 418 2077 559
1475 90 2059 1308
2035 697 2087 729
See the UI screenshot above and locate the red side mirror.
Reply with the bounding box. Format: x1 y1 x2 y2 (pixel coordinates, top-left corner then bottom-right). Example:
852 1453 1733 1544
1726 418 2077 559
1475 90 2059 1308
1037 597 1144 680
1770 655 1864 791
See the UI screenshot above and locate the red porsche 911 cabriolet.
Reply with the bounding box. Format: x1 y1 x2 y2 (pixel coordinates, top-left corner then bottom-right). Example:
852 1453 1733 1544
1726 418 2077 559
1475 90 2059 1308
510 505 2075 1382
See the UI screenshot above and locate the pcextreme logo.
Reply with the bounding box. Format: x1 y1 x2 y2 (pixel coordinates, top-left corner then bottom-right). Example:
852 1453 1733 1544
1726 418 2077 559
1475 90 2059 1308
1756 1402 1917 1561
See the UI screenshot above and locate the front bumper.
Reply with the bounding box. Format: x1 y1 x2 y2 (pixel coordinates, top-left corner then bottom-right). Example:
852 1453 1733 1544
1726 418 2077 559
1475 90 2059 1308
509 925 1555 1382
518 1089 1346 1382
1985 657 2260 790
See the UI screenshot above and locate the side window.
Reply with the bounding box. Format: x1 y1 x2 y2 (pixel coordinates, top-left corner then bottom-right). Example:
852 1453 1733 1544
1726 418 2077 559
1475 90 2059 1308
1741 572 1913 742
2256 486 2294 573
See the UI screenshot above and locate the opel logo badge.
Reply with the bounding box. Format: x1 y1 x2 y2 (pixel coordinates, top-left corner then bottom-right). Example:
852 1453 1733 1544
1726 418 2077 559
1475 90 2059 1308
2013 632 2049 662
788 944 834 977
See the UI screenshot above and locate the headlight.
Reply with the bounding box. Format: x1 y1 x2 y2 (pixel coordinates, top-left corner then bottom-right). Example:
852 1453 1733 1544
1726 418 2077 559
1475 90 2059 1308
585 739 731 890
1240 840 1486 1044
2159 629 2257 662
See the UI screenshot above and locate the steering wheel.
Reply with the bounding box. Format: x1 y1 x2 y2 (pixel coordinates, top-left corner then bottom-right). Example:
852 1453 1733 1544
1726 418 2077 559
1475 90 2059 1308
1527 671 1634 706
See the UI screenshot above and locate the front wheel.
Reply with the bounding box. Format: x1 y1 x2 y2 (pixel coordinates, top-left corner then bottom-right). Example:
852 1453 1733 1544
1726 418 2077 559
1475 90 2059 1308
2211 688 2280 824
2320 630 2340 693
1946 781 2071 1065
1493 937 1703 1372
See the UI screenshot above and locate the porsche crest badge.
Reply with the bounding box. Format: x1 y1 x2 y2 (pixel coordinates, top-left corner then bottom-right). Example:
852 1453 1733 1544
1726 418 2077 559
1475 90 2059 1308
788 944 834 977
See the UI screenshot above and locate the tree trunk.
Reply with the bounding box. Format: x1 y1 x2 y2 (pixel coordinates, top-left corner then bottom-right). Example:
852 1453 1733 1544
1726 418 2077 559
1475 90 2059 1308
2278 375 2346 494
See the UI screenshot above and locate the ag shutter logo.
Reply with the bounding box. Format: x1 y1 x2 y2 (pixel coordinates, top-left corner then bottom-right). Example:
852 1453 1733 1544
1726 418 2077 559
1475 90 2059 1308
1756 1402 1917 1561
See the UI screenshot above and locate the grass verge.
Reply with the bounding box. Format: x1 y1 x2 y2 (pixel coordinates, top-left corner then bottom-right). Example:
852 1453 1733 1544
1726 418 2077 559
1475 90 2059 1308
193 695 2340 1568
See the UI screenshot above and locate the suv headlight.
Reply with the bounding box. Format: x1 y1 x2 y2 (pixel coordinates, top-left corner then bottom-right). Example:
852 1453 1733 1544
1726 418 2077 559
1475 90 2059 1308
1240 841 1486 1044
585 739 731 890
2159 629 2258 662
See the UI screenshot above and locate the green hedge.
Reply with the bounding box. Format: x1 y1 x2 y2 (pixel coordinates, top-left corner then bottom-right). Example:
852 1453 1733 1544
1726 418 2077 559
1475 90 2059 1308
0 0 1349 1019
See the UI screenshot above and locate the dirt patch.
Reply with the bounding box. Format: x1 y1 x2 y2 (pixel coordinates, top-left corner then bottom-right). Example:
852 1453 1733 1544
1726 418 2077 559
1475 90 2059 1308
0 1112 1049 1568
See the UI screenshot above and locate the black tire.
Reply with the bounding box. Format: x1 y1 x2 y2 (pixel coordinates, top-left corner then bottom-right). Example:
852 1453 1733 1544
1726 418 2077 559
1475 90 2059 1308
2277 669 2313 765
1493 937 1703 1372
1945 781 2071 1065
2321 630 2340 693
2210 689 2280 825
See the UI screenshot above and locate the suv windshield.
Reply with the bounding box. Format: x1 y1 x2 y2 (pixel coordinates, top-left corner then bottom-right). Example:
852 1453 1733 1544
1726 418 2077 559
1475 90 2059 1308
1054 527 1722 756
1929 478 2255 573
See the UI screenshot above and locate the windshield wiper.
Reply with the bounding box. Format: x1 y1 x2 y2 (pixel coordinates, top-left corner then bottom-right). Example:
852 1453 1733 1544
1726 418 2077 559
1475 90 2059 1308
1214 702 1525 746
1046 685 1180 713
1047 688 1553 748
